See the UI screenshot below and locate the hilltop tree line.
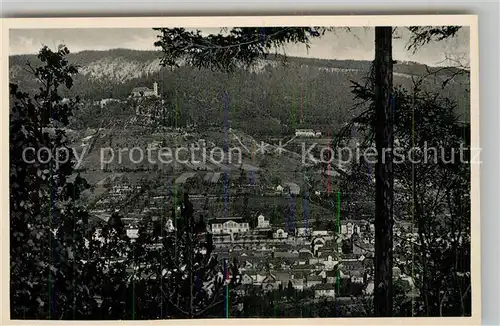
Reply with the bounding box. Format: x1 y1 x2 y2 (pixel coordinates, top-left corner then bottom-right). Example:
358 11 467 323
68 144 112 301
10 50 469 138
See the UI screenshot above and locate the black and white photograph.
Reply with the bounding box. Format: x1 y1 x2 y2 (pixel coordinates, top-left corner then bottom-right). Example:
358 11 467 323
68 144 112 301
4 16 480 323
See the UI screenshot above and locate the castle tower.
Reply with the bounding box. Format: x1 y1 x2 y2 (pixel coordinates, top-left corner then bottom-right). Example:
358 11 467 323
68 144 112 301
153 82 158 97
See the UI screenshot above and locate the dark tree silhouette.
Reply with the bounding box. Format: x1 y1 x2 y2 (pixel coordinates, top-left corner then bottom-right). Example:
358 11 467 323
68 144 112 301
10 45 97 319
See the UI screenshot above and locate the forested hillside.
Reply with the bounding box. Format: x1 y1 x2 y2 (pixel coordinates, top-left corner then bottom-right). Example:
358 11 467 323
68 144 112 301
10 49 470 137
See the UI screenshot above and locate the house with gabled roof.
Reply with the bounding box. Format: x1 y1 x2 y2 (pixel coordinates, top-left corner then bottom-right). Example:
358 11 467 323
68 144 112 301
240 273 254 285
240 260 254 271
314 283 336 298
299 248 314 259
273 228 288 239
261 274 279 292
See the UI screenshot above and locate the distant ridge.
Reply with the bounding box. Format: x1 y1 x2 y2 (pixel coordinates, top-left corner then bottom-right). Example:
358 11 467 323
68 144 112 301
9 48 470 134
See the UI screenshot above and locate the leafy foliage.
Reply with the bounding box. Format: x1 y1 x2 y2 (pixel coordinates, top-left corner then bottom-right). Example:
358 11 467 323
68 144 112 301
10 45 95 319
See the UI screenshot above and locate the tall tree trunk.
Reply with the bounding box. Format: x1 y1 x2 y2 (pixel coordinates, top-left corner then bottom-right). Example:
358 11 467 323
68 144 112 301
373 26 394 317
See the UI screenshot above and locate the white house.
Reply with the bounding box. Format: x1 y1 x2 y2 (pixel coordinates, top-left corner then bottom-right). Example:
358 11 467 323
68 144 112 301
296 227 311 237
314 284 336 298
339 221 363 236
241 274 253 285
276 185 284 193
347 222 354 235
295 129 316 137
225 220 249 234
273 228 288 239
294 129 322 138
256 214 270 228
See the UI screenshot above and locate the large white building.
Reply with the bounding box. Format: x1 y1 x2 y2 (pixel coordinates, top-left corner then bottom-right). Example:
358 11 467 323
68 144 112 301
256 214 270 229
340 221 362 236
210 217 250 235
295 129 322 138
131 82 159 98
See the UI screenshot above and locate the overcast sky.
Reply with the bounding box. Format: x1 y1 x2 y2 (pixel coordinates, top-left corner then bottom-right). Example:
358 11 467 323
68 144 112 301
10 27 469 67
